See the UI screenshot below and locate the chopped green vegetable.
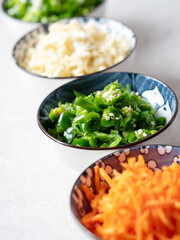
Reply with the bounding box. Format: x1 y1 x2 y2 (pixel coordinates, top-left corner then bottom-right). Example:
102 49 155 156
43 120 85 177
4 0 103 23
48 81 166 148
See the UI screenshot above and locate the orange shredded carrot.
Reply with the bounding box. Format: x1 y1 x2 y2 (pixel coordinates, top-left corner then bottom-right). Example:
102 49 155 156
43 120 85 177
80 185 95 203
81 155 180 240
94 165 100 193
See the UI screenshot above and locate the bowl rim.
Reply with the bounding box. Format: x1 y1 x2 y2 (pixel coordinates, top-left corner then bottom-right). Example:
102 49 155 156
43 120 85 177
69 144 180 240
36 71 178 151
1 0 106 24
11 16 137 80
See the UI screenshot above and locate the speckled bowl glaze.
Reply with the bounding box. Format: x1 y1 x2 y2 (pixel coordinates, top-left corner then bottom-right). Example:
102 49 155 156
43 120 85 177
1 0 106 39
70 144 180 239
12 17 136 79
37 72 178 172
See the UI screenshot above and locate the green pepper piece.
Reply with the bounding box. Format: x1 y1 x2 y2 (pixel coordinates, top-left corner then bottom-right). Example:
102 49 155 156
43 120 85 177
55 111 71 133
94 95 109 109
75 96 100 112
71 138 91 147
101 106 120 127
118 91 134 108
49 107 61 122
101 118 115 127
144 113 156 128
73 90 86 98
140 102 155 113
134 129 152 140
155 117 166 126
88 136 99 147
48 128 57 138
123 128 152 143
122 131 137 143
139 111 149 121
150 130 157 135
120 108 133 131
109 130 122 147
73 112 100 134
79 135 99 147
95 130 122 147
132 94 155 113
73 112 100 123
103 81 126 92
48 128 63 141
63 127 76 144
101 87 122 105
64 102 77 117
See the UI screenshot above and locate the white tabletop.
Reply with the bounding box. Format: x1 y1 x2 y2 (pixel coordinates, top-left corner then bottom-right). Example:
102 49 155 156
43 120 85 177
0 0 180 239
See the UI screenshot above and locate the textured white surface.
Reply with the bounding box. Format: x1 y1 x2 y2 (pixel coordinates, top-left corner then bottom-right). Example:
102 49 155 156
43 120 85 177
0 0 180 239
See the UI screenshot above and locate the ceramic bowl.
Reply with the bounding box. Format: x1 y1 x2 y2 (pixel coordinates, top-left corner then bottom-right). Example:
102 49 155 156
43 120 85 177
37 72 178 172
1 0 106 39
12 17 136 99
70 144 180 239
12 17 136 98
12 17 136 77
1 0 40 39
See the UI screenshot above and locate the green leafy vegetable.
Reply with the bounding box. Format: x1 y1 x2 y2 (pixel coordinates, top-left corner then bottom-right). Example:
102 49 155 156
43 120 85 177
4 0 103 23
48 81 166 148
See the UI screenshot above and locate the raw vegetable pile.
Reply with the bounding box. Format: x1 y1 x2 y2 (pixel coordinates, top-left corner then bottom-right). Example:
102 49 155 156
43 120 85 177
81 155 180 240
48 81 166 148
4 0 103 23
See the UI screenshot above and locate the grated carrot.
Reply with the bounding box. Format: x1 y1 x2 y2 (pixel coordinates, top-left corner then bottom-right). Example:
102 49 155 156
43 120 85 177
81 155 180 240
94 165 100 193
80 185 95 203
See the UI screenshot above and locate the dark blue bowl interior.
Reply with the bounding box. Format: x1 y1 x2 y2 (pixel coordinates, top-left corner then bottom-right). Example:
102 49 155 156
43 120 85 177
38 72 178 149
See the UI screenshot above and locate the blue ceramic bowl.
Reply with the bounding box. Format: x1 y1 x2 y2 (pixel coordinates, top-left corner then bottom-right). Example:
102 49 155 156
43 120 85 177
37 72 178 172
37 72 177 149
12 17 136 79
70 144 180 239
